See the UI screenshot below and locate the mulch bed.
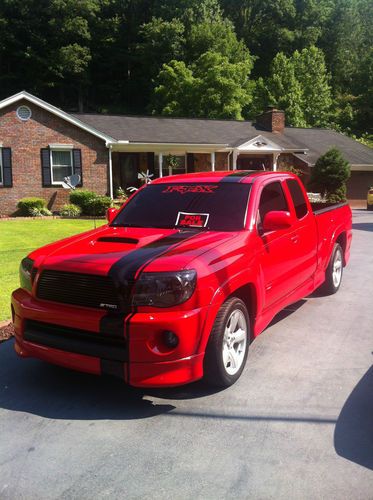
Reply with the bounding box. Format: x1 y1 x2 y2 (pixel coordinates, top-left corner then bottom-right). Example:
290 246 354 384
0 321 14 343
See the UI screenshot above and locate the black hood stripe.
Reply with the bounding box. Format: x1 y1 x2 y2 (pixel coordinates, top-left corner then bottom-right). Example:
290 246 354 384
108 229 199 288
99 229 199 343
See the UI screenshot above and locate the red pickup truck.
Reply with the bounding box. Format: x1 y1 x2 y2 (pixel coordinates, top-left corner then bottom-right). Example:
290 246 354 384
11 171 352 388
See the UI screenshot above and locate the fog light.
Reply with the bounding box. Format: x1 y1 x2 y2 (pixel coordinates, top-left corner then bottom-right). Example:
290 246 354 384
163 330 179 348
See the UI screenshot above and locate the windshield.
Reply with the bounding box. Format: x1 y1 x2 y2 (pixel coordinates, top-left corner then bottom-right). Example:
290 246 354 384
112 182 251 231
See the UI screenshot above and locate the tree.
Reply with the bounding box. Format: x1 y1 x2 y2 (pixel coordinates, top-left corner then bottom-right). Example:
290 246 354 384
355 47 373 134
251 46 332 127
309 148 351 202
263 52 306 126
153 51 253 119
293 46 332 127
220 0 297 77
152 60 195 116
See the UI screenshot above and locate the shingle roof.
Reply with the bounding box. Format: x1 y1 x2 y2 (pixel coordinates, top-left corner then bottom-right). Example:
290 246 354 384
72 113 373 166
283 128 373 166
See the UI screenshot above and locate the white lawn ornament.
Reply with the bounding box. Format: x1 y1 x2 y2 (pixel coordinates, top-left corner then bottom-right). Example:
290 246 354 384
127 170 154 193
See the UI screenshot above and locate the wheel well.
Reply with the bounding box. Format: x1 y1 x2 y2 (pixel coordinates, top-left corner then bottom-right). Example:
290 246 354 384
227 283 257 335
336 232 347 265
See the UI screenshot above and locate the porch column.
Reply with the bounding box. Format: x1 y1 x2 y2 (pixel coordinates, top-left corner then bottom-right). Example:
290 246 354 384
159 153 163 178
273 152 280 171
210 152 216 171
232 149 239 170
108 145 113 199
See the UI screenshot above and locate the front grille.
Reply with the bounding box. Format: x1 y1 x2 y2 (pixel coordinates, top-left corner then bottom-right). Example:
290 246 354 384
24 320 127 361
37 270 120 310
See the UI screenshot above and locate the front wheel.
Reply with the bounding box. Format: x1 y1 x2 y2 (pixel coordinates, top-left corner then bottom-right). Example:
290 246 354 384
203 297 250 387
321 243 343 295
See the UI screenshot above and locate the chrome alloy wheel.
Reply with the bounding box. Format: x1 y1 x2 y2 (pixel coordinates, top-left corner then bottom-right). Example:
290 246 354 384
332 248 343 288
222 309 248 376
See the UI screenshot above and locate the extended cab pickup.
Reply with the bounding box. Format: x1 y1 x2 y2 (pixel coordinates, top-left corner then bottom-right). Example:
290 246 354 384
11 171 352 388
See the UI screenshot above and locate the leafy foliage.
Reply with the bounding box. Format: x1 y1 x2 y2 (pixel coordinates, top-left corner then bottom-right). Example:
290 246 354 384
0 0 371 137
60 203 82 217
153 50 254 119
309 148 351 202
84 195 113 216
17 197 46 216
69 189 97 213
251 46 332 127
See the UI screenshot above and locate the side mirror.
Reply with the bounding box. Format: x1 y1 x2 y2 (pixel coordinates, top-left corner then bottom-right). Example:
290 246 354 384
106 207 118 224
262 211 292 232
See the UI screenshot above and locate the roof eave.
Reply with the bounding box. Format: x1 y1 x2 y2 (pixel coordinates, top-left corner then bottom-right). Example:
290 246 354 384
0 91 117 143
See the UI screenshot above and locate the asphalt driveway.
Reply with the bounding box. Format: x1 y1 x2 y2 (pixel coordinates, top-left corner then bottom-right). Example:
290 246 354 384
0 209 372 499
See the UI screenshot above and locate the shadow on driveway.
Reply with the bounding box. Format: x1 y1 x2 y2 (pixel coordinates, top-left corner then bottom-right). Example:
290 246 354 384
0 340 225 419
334 365 373 470
352 222 373 232
0 340 177 420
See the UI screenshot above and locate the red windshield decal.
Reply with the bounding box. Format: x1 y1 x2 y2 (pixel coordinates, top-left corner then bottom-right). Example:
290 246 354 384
176 212 209 228
163 185 218 194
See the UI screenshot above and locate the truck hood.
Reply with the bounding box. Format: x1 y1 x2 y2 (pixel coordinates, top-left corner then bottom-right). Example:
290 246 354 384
31 225 238 279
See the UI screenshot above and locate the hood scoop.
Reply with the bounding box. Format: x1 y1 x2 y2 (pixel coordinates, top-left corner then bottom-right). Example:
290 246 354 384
96 236 139 245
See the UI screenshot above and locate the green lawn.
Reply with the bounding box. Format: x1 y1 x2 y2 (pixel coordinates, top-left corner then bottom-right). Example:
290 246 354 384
0 219 105 321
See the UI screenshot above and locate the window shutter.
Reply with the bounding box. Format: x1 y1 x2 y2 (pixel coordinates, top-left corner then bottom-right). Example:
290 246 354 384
40 148 52 186
2 148 13 187
72 149 82 186
147 152 155 177
187 153 195 173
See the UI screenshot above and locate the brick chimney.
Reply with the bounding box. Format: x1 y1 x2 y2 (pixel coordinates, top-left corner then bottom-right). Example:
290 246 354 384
256 106 285 133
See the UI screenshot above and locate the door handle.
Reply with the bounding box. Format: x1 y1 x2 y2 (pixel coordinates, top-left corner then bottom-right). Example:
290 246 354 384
290 235 299 244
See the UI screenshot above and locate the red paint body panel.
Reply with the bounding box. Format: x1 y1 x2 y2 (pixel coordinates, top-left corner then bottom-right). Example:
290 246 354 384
11 171 352 387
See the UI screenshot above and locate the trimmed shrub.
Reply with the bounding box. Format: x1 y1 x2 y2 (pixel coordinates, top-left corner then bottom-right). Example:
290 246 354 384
69 189 96 213
85 195 113 216
309 148 350 202
60 203 82 217
28 207 52 217
17 197 46 216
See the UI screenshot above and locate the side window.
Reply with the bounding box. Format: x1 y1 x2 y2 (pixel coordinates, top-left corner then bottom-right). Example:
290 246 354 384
258 182 289 223
50 149 73 184
286 179 308 219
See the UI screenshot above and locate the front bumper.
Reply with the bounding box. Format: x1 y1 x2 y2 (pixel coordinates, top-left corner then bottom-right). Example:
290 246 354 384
11 288 208 387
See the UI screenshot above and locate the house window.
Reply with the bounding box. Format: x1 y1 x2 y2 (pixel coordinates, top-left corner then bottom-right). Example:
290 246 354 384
50 149 73 184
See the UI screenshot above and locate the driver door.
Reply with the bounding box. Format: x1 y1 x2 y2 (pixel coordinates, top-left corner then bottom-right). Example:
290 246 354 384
256 181 301 310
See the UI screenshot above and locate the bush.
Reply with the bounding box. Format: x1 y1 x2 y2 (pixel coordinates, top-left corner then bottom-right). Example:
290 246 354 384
309 148 350 202
69 189 96 213
28 207 52 217
84 195 113 216
60 203 82 217
17 197 46 216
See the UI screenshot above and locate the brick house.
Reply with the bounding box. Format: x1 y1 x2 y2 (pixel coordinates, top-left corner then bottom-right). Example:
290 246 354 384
1 91 373 215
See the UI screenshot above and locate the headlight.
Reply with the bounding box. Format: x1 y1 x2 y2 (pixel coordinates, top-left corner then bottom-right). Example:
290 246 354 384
132 270 197 308
19 257 35 291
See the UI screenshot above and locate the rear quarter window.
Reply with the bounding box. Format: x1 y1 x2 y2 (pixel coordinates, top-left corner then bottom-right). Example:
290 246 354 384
286 179 308 219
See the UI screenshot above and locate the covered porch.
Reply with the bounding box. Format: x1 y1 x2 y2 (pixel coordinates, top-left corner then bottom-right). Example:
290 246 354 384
106 136 299 198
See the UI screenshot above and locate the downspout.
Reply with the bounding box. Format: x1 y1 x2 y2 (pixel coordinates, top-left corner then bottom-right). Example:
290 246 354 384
108 145 113 199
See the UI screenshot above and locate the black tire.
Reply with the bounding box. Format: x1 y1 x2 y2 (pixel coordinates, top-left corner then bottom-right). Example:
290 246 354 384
203 297 250 388
320 243 343 295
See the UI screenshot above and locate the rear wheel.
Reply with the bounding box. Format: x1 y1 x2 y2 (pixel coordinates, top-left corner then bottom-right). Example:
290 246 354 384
321 243 343 295
203 297 250 387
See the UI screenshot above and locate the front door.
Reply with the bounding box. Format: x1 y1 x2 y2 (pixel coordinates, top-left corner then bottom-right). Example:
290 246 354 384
237 156 271 171
113 153 140 195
